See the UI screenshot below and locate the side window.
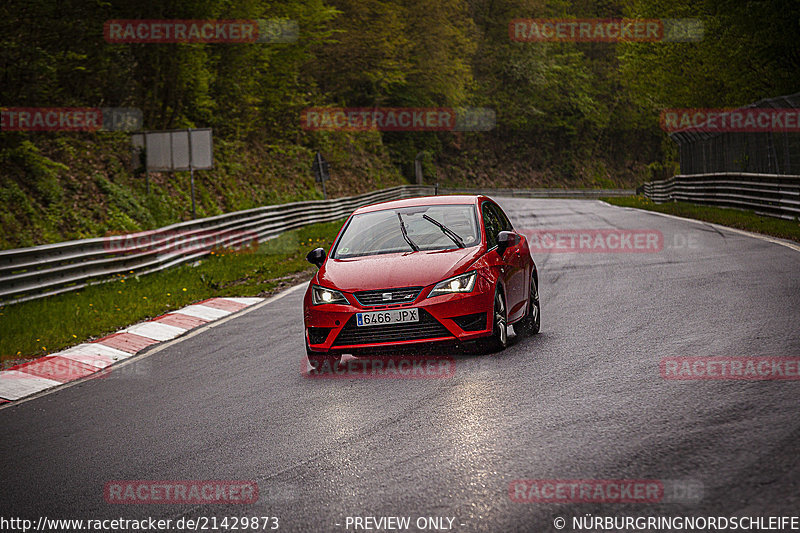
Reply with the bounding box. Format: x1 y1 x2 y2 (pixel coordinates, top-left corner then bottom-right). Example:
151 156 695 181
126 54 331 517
491 203 513 232
482 203 501 249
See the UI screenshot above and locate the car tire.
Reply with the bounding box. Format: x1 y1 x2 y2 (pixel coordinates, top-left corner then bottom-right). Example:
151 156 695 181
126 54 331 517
515 275 540 337
477 285 508 353
305 340 341 373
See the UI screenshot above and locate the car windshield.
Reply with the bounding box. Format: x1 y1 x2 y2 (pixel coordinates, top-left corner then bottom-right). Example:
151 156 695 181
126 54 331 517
332 204 479 259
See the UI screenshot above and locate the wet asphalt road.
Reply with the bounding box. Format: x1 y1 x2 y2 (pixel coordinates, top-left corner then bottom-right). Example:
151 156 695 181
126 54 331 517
1 198 799 532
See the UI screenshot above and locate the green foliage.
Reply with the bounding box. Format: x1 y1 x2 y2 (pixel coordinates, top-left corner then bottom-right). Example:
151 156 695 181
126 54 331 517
620 0 800 108
95 174 153 230
0 132 401 249
0 0 794 246
2 141 68 206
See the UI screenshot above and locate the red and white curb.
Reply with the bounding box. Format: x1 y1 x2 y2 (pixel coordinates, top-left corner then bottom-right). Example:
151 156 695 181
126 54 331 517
0 297 263 403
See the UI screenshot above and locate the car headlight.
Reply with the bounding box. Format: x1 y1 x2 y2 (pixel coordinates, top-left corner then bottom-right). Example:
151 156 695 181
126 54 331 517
428 271 476 297
312 285 348 305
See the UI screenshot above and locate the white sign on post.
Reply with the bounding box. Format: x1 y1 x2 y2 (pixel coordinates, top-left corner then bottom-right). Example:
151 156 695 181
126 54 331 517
131 129 213 218
131 128 213 171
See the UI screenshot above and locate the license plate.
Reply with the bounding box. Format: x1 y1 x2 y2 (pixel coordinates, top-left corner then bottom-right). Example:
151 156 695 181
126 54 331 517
356 308 419 327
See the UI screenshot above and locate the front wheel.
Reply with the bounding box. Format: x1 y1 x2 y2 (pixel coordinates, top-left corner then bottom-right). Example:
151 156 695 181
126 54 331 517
476 286 508 354
515 275 540 337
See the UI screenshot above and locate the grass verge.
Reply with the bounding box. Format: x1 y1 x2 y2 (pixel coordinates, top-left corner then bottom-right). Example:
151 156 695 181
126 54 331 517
602 196 800 244
0 219 345 364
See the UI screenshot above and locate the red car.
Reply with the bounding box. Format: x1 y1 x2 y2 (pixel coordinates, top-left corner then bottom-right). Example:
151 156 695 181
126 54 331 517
303 195 540 368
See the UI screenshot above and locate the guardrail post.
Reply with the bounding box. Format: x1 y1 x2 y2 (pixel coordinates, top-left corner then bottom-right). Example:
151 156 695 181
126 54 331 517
190 167 196 219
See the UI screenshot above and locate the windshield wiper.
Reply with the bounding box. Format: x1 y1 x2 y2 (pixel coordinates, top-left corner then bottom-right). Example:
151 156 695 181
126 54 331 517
397 213 419 251
423 214 465 248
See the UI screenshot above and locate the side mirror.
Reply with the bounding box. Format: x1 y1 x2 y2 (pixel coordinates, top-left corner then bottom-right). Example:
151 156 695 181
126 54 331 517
496 231 517 256
306 247 326 268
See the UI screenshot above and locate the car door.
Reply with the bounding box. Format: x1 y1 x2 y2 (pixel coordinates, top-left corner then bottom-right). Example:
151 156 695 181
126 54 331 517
488 202 527 321
482 201 518 320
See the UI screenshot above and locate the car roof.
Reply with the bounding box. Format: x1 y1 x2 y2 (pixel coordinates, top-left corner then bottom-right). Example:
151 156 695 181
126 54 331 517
354 195 487 214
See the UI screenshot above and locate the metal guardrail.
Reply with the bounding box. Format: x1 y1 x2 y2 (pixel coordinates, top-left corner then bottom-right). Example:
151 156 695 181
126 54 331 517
0 184 632 306
0 185 434 306
638 173 800 220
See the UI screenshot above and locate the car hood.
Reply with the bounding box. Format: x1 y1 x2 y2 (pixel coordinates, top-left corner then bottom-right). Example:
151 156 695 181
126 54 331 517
318 247 483 292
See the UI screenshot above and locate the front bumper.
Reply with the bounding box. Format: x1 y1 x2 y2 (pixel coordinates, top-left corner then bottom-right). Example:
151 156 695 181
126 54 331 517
304 280 495 354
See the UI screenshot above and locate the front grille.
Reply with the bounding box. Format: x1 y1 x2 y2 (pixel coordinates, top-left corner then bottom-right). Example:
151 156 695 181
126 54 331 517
332 309 453 346
451 312 488 332
353 287 423 307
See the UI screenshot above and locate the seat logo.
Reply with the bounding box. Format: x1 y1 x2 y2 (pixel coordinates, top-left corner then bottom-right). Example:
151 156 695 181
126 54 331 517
382 292 392 301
